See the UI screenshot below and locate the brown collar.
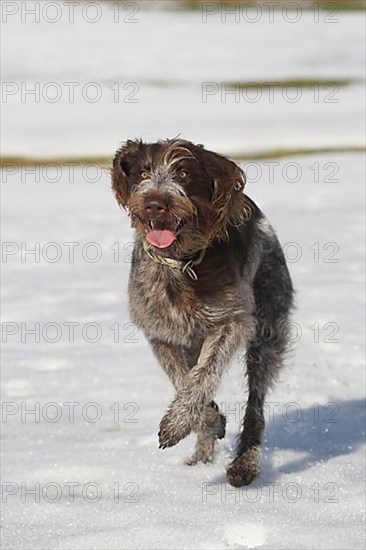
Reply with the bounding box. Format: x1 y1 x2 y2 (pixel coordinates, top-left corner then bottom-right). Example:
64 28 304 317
142 239 206 281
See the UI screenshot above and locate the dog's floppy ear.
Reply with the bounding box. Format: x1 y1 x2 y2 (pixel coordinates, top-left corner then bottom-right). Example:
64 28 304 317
196 147 249 239
111 139 142 208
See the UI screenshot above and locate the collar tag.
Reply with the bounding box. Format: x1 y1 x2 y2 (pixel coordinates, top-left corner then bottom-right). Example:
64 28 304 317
182 261 198 281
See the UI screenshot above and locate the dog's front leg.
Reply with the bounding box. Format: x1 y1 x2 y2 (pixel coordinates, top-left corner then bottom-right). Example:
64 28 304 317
150 338 226 460
159 320 244 449
150 339 190 391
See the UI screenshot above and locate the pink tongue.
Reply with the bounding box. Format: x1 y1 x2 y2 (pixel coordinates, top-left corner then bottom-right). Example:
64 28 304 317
146 230 176 249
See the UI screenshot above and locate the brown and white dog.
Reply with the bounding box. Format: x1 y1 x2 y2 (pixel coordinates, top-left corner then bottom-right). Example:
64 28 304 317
112 138 294 486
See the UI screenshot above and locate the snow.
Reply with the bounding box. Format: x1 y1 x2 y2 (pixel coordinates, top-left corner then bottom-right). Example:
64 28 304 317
1 3 366 550
1 6 365 157
2 151 365 549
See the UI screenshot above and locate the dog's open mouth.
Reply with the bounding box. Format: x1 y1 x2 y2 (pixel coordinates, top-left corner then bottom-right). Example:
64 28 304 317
145 219 183 249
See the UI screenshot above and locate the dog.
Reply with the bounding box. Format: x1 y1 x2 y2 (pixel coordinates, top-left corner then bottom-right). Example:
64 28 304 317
111 138 294 486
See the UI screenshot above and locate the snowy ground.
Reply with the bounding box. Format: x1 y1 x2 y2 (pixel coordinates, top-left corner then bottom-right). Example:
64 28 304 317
1 152 365 549
1 2 366 550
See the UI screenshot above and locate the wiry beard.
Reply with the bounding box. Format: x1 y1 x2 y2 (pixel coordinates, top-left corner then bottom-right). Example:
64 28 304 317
126 189 248 259
127 191 205 259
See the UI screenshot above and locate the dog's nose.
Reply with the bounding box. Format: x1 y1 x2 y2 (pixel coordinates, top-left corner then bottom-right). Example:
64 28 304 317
144 197 167 216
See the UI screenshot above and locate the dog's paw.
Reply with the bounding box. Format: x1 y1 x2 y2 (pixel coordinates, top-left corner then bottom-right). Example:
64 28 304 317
185 451 213 466
185 434 216 465
226 447 261 487
203 406 226 439
158 402 193 449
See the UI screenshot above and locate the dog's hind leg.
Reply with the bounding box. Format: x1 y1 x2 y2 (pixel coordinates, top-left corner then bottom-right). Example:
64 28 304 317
186 401 226 465
183 341 226 465
227 245 294 486
226 338 281 486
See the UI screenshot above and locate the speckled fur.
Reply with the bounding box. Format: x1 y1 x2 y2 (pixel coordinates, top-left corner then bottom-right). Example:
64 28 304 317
112 138 294 486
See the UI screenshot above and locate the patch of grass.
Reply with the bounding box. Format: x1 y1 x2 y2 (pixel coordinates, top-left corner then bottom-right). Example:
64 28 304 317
143 78 183 88
141 78 359 89
231 146 366 161
0 156 112 168
174 0 365 11
1 146 365 168
224 78 357 89
317 0 365 9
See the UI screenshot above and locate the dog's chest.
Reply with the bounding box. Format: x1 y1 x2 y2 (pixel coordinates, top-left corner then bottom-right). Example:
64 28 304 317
128 265 215 345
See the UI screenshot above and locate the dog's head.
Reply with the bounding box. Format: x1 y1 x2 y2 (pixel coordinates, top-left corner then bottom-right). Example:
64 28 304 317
112 138 249 255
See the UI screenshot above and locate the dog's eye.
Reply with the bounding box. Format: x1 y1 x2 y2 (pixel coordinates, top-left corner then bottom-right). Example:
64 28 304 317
178 170 188 179
140 171 150 180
